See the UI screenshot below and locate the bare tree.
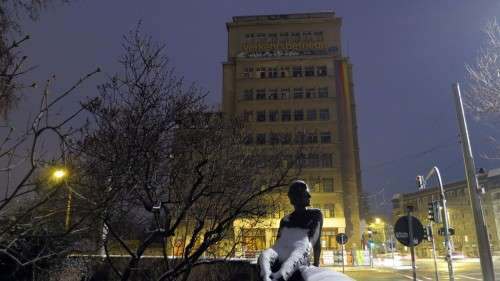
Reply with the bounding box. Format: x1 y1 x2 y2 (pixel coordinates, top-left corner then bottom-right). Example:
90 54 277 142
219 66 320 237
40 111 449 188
0 0 70 118
74 28 304 281
467 19 500 115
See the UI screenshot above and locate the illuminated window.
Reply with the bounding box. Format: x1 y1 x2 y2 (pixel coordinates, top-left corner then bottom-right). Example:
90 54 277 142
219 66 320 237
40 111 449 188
308 153 319 168
324 204 335 218
323 178 334 192
321 154 333 168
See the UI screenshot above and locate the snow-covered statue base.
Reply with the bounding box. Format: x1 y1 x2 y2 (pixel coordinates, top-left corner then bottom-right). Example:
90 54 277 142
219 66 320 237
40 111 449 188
257 181 355 281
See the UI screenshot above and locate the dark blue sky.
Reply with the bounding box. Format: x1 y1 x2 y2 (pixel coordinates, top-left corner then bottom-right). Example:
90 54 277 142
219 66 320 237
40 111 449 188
17 0 500 214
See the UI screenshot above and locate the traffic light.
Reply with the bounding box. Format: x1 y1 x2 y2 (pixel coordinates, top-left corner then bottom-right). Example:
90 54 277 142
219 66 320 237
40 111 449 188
416 175 426 190
428 202 435 221
427 201 442 223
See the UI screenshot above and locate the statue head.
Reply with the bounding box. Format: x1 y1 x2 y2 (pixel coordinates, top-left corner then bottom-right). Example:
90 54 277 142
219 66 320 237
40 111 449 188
288 180 311 209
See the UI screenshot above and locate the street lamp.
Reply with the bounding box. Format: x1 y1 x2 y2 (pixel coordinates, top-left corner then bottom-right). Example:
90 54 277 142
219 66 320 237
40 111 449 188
51 168 72 231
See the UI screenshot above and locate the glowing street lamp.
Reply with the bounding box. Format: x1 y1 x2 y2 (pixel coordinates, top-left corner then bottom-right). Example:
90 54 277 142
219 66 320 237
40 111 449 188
52 169 67 180
51 167 71 230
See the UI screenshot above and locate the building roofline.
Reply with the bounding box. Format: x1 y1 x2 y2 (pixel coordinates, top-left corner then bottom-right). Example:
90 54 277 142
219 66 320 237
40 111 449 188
231 11 336 23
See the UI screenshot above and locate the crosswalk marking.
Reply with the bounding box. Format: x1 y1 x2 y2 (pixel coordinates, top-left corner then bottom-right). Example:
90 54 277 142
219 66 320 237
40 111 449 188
399 273 425 281
457 274 482 280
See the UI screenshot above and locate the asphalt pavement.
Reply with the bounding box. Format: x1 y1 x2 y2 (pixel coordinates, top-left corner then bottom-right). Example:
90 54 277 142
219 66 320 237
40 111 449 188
326 258 493 281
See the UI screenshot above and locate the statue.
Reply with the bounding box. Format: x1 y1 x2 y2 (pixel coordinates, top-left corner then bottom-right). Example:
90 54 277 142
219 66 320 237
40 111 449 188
258 180 354 281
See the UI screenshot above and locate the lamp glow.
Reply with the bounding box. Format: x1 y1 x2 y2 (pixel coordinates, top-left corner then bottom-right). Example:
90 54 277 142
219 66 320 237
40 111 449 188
53 169 67 180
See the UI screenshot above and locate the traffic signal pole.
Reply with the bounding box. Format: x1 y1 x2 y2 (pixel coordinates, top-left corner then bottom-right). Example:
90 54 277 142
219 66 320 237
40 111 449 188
407 206 417 281
425 167 454 281
429 222 439 281
452 83 495 281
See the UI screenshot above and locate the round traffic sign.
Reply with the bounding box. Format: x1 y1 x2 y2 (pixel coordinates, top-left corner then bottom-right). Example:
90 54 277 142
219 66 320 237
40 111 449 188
394 216 425 246
336 233 348 245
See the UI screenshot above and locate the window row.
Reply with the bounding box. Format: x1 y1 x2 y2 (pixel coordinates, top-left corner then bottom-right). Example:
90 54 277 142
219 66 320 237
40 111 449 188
244 31 324 41
312 203 336 218
245 131 332 145
241 65 328 79
243 109 331 123
241 87 331 101
308 178 335 193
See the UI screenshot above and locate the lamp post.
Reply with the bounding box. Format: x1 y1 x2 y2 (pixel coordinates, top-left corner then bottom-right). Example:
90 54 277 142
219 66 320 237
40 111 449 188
51 168 71 231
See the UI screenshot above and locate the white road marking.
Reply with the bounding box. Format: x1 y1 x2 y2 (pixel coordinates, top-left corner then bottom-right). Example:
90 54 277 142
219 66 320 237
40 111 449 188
457 274 482 280
399 273 425 281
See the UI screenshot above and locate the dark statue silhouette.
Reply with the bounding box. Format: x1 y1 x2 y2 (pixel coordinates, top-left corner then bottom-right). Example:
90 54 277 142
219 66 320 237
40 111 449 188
258 180 354 281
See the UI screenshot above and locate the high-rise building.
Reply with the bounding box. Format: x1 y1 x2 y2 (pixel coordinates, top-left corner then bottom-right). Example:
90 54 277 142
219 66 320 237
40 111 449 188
222 12 362 254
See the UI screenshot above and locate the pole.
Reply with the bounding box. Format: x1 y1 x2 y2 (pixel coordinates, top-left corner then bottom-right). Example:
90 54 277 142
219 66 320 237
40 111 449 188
342 244 345 273
452 82 496 281
407 206 417 281
391 234 395 267
65 191 72 231
368 240 373 268
426 167 454 281
430 223 440 281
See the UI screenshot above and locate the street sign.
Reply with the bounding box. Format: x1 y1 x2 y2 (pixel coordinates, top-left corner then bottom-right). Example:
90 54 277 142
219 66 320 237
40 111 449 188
394 215 425 246
336 233 348 245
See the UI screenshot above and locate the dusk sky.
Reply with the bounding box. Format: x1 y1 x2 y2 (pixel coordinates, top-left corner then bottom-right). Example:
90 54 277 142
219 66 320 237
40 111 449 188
15 0 500 214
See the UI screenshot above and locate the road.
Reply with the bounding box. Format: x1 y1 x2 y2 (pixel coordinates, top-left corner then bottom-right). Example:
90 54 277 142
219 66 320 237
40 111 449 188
327 258 494 281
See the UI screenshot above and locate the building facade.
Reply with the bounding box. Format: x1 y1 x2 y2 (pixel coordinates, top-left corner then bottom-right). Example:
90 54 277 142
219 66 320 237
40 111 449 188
222 12 363 255
392 169 500 257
